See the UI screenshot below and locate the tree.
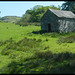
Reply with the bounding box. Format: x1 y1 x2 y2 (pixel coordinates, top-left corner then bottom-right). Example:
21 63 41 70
27 5 61 22
17 5 61 25
61 1 75 13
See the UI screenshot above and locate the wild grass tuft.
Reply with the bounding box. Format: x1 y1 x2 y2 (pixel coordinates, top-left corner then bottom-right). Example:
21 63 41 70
57 35 75 44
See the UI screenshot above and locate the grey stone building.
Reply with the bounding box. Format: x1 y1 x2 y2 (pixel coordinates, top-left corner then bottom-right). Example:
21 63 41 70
41 9 75 33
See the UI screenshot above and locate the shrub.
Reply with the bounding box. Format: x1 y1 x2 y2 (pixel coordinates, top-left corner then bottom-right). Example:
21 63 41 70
1 51 75 74
0 41 4 46
0 20 2 22
50 32 60 38
37 39 42 42
33 38 36 41
45 38 49 41
34 51 53 59
1 37 41 55
1 49 13 55
44 46 49 50
57 35 75 44
16 22 40 26
53 52 73 62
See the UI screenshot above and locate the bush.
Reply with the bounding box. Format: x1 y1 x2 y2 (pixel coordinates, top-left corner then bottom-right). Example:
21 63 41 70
0 20 2 22
53 52 73 62
16 22 41 26
50 32 60 38
44 46 49 50
1 49 14 55
1 37 41 55
1 51 75 74
42 32 60 38
33 38 36 41
45 38 49 41
37 39 42 42
57 35 75 44
34 51 53 59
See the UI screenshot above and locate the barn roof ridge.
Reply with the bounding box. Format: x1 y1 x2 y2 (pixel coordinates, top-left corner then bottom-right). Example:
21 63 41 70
48 8 75 19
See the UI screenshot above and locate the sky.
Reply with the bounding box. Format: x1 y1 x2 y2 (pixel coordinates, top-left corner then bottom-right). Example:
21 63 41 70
0 1 65 17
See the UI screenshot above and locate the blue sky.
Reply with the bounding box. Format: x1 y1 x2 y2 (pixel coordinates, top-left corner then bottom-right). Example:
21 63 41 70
0 1 65 17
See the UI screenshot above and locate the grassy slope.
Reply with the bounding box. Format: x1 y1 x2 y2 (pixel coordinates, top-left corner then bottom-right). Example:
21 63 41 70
0 16 21 23
0 22 40 41
0 22 75 74
0 22 42 70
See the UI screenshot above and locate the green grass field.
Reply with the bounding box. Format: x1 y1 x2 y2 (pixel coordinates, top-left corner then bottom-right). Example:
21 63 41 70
0 22 75 74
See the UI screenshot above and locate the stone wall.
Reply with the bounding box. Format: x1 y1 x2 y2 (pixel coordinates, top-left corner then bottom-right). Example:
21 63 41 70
41 9 59 32
58 18 75 33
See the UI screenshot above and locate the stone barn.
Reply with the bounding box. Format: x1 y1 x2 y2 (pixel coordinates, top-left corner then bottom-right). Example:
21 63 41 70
41 9 75 33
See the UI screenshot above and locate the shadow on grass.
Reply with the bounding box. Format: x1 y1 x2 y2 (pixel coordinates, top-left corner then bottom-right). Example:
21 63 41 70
0 51 75 74
32 30 47 34
32 30 60 38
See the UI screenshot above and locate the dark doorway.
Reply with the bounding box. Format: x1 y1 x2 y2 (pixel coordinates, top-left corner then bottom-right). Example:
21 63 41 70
48 24 51 32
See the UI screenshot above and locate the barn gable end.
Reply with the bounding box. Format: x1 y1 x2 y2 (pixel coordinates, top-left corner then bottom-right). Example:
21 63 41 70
41 9 59 32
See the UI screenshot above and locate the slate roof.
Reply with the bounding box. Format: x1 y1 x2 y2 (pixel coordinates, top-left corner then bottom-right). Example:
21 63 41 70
49 9 75 19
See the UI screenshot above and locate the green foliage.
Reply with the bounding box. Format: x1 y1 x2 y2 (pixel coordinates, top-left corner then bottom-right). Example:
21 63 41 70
1 50 75 74
17 5 61 25
34 51 53 59
45 38 49 41
0 38 13 46
43 46 49 50
1 37 41 55
16 22 41 26
0 20 2 22
61 1 75 13
41 32 60 38
57 35 75 44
